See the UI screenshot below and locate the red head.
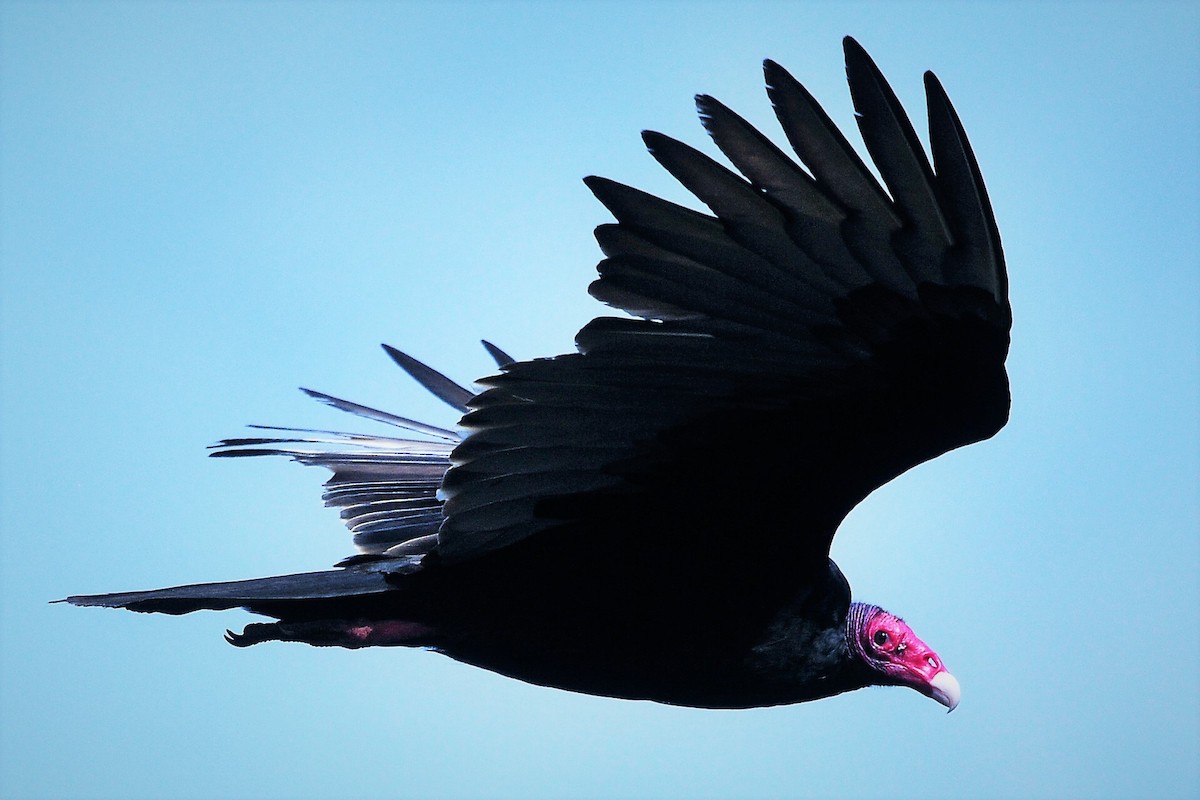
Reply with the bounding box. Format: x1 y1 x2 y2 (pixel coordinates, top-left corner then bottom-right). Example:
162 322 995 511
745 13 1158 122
848 603 960 711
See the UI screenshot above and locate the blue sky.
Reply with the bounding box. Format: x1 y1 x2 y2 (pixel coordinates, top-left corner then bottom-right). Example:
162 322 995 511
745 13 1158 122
2 2 1197 799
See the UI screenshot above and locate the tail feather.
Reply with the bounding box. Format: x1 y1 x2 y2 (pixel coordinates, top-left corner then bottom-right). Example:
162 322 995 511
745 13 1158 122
59 562 418 616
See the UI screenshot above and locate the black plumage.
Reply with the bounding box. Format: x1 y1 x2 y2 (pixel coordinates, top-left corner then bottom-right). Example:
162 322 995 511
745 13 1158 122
64 38 1009 710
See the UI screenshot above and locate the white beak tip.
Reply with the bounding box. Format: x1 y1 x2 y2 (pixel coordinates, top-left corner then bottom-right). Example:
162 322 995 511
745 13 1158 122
929 671 961 712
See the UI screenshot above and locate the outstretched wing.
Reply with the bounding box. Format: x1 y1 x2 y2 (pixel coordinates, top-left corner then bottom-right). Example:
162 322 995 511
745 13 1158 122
434 38 1010 571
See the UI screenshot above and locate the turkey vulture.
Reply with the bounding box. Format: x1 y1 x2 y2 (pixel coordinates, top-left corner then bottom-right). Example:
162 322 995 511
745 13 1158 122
65 37 1009 711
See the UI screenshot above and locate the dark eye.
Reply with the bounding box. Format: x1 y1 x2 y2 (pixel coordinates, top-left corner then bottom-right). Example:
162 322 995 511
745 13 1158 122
872 630 889 647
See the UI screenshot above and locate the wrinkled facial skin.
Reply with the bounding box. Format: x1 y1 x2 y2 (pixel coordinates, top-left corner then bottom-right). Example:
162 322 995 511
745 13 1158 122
863 611 961 711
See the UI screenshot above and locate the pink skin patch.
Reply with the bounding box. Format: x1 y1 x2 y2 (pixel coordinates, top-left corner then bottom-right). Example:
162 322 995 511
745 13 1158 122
345 620 432 646
861 610 960 710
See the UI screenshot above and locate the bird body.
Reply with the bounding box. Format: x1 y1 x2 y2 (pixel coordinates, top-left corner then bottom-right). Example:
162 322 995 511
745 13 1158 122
65 38 1008 712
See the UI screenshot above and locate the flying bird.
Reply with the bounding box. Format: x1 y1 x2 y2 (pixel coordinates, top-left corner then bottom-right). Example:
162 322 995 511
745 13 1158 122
65 37 1009 711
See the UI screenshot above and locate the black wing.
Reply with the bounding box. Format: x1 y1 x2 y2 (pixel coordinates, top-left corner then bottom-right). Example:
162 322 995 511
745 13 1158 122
72 39 1007 627
433 38 1009 576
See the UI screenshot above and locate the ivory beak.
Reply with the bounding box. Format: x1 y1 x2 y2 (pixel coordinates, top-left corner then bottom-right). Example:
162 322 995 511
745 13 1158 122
929 671 961 712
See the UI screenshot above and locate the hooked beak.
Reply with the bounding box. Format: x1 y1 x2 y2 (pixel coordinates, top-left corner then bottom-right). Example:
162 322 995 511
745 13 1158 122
889 637 961 712
928 670 961 712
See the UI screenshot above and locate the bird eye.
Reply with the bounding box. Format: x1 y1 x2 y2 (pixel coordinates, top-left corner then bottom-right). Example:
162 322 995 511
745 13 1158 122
872 630 889 647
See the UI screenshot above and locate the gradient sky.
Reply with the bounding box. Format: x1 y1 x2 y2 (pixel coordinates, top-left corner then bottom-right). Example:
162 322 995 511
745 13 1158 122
2 2 1198 799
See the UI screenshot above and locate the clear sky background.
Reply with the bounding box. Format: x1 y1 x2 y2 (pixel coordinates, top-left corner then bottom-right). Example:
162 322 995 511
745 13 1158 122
2 2 1198 799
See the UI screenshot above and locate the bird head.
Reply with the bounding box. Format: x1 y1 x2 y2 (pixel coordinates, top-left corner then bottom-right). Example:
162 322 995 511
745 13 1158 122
848 604 961 711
